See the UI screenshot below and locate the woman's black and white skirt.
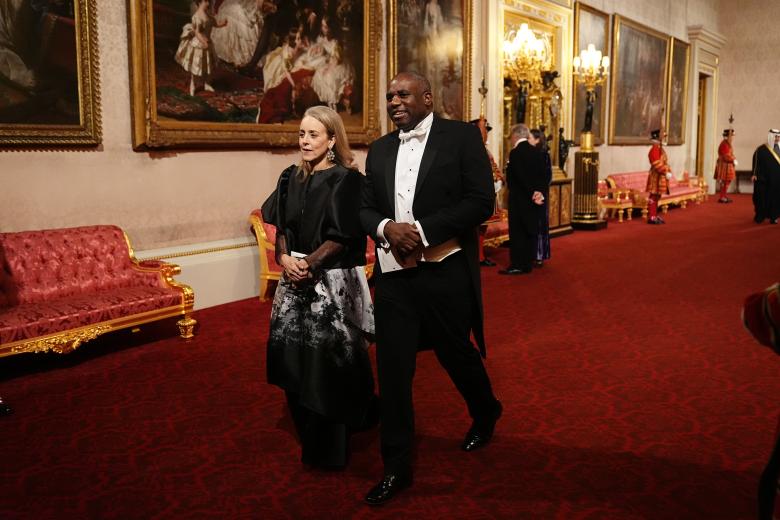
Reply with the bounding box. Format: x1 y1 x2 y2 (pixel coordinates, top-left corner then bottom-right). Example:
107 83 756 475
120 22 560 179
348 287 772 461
266 267 375 427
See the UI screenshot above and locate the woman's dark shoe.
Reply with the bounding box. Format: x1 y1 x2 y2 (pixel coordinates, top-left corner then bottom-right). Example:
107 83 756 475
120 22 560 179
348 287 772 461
0 397 12 416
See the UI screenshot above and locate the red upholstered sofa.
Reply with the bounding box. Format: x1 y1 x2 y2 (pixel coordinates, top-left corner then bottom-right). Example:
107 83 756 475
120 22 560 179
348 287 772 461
0 225 196 358
249 210 376 301
605 171 703 220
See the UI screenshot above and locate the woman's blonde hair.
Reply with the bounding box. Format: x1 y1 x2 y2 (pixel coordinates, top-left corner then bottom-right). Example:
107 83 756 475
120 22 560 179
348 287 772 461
298 105 355 176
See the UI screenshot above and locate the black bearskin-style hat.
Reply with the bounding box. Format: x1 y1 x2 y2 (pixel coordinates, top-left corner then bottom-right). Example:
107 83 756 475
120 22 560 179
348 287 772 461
650 129 661 140
723 128 735 137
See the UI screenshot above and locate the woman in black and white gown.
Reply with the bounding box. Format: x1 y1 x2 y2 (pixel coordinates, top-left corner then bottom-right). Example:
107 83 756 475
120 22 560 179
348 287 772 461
261 105 376 469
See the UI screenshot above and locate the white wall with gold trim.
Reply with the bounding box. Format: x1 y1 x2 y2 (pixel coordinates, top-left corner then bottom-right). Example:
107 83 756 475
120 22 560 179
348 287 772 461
716 0 780 181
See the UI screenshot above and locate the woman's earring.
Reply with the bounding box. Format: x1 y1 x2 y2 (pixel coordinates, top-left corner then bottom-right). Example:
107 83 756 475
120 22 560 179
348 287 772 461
326 147 335 162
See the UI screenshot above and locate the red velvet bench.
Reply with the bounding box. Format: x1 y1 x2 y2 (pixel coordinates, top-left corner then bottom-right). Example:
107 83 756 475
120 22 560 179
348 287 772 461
0 225 196 358
249 210 376 301
605 171 703 220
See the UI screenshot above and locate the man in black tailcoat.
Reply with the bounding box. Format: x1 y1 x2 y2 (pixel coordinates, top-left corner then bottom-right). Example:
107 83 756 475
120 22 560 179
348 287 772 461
360 71 502 505
752 129 780 224
501 123 547 274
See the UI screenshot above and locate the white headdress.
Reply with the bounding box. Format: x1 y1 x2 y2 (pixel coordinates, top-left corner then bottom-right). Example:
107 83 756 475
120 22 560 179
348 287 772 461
768 129 780 147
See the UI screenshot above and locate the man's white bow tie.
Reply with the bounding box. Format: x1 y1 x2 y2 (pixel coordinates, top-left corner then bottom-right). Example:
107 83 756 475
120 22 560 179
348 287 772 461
399 127 427 142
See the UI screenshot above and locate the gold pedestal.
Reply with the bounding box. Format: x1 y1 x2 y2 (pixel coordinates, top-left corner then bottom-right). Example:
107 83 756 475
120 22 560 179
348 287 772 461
572 136 607 230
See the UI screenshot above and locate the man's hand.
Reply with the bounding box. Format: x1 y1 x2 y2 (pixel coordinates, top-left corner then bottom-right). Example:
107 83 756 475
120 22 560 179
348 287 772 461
665 172 673 180
383 221 422 256
532 191 545 206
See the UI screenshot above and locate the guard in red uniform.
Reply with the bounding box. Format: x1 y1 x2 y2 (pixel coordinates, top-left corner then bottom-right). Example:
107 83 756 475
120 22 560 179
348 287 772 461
646 129 672 224
714 128 737 203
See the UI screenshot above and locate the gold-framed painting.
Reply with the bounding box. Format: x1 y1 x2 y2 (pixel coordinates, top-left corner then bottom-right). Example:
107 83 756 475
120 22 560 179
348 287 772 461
0 0 101 147
388 0 472 121
665 37 689 145
128 0 381 150
572 2 608 146
608 15 669 145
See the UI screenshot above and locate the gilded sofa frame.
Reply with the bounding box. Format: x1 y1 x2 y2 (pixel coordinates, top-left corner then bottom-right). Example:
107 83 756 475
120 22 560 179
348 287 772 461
0 232 196 358
605 173 703 220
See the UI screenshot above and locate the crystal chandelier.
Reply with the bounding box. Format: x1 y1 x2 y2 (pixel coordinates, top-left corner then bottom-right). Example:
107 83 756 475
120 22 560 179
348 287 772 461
503 23 548 84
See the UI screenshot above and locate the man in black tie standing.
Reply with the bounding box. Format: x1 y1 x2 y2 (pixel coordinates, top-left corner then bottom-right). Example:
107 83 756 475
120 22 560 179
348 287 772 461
500 124 546 274
360 71 502 505
752 129 780 224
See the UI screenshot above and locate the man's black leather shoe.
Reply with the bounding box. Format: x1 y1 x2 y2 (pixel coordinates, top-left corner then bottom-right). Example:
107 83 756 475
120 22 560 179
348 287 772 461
0 397 12 416
480 258 496 267
498 267 529 275
771 219 778 225
365 473 412 505
462 401 502 452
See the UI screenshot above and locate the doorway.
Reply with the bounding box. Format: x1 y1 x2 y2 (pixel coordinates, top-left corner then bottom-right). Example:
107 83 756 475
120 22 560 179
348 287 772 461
695 73 708 177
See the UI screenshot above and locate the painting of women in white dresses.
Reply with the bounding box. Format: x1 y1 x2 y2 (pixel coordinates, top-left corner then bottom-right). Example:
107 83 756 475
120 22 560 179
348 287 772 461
152 0 363 126
395 0 467 120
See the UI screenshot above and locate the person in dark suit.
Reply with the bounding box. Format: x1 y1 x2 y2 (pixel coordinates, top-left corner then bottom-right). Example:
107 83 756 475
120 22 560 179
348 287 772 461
500 124 546 275
752 129 780 224
360 71 502 505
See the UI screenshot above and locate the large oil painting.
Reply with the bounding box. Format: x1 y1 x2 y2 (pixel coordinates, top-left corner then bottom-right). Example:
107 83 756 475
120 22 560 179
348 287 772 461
128 0 381 149
572 2 608 145
388 0 471 121
0 0 101 146
609 15 669 145
666 37 689 145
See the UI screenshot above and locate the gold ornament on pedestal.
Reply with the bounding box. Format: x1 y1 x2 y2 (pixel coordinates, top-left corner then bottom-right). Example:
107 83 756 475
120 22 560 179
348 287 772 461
572 44 610 230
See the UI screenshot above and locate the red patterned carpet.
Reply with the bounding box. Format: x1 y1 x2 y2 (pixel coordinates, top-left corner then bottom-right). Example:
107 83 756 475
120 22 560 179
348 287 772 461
1 195 779 519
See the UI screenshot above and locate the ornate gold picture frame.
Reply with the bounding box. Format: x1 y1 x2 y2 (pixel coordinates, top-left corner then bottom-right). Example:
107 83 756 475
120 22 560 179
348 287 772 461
609 15 669 145
0 0 101 147
388 0 472 121
666 37 689 145
128 0 381 150
572 2 609 146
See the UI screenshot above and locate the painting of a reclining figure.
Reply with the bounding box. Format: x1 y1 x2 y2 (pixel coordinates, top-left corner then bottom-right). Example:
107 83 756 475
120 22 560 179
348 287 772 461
132 0 380 148
0 0 101 146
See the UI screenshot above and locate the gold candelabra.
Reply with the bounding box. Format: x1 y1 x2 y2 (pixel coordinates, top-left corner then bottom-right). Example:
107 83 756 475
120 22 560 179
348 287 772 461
572 44 609 152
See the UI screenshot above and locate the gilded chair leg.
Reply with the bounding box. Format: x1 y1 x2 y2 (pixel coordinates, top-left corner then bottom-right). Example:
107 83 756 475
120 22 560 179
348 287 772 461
681 201 687 209
642 208 648 220
177 315 197 339
626 209 633 221
259 279 269 302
